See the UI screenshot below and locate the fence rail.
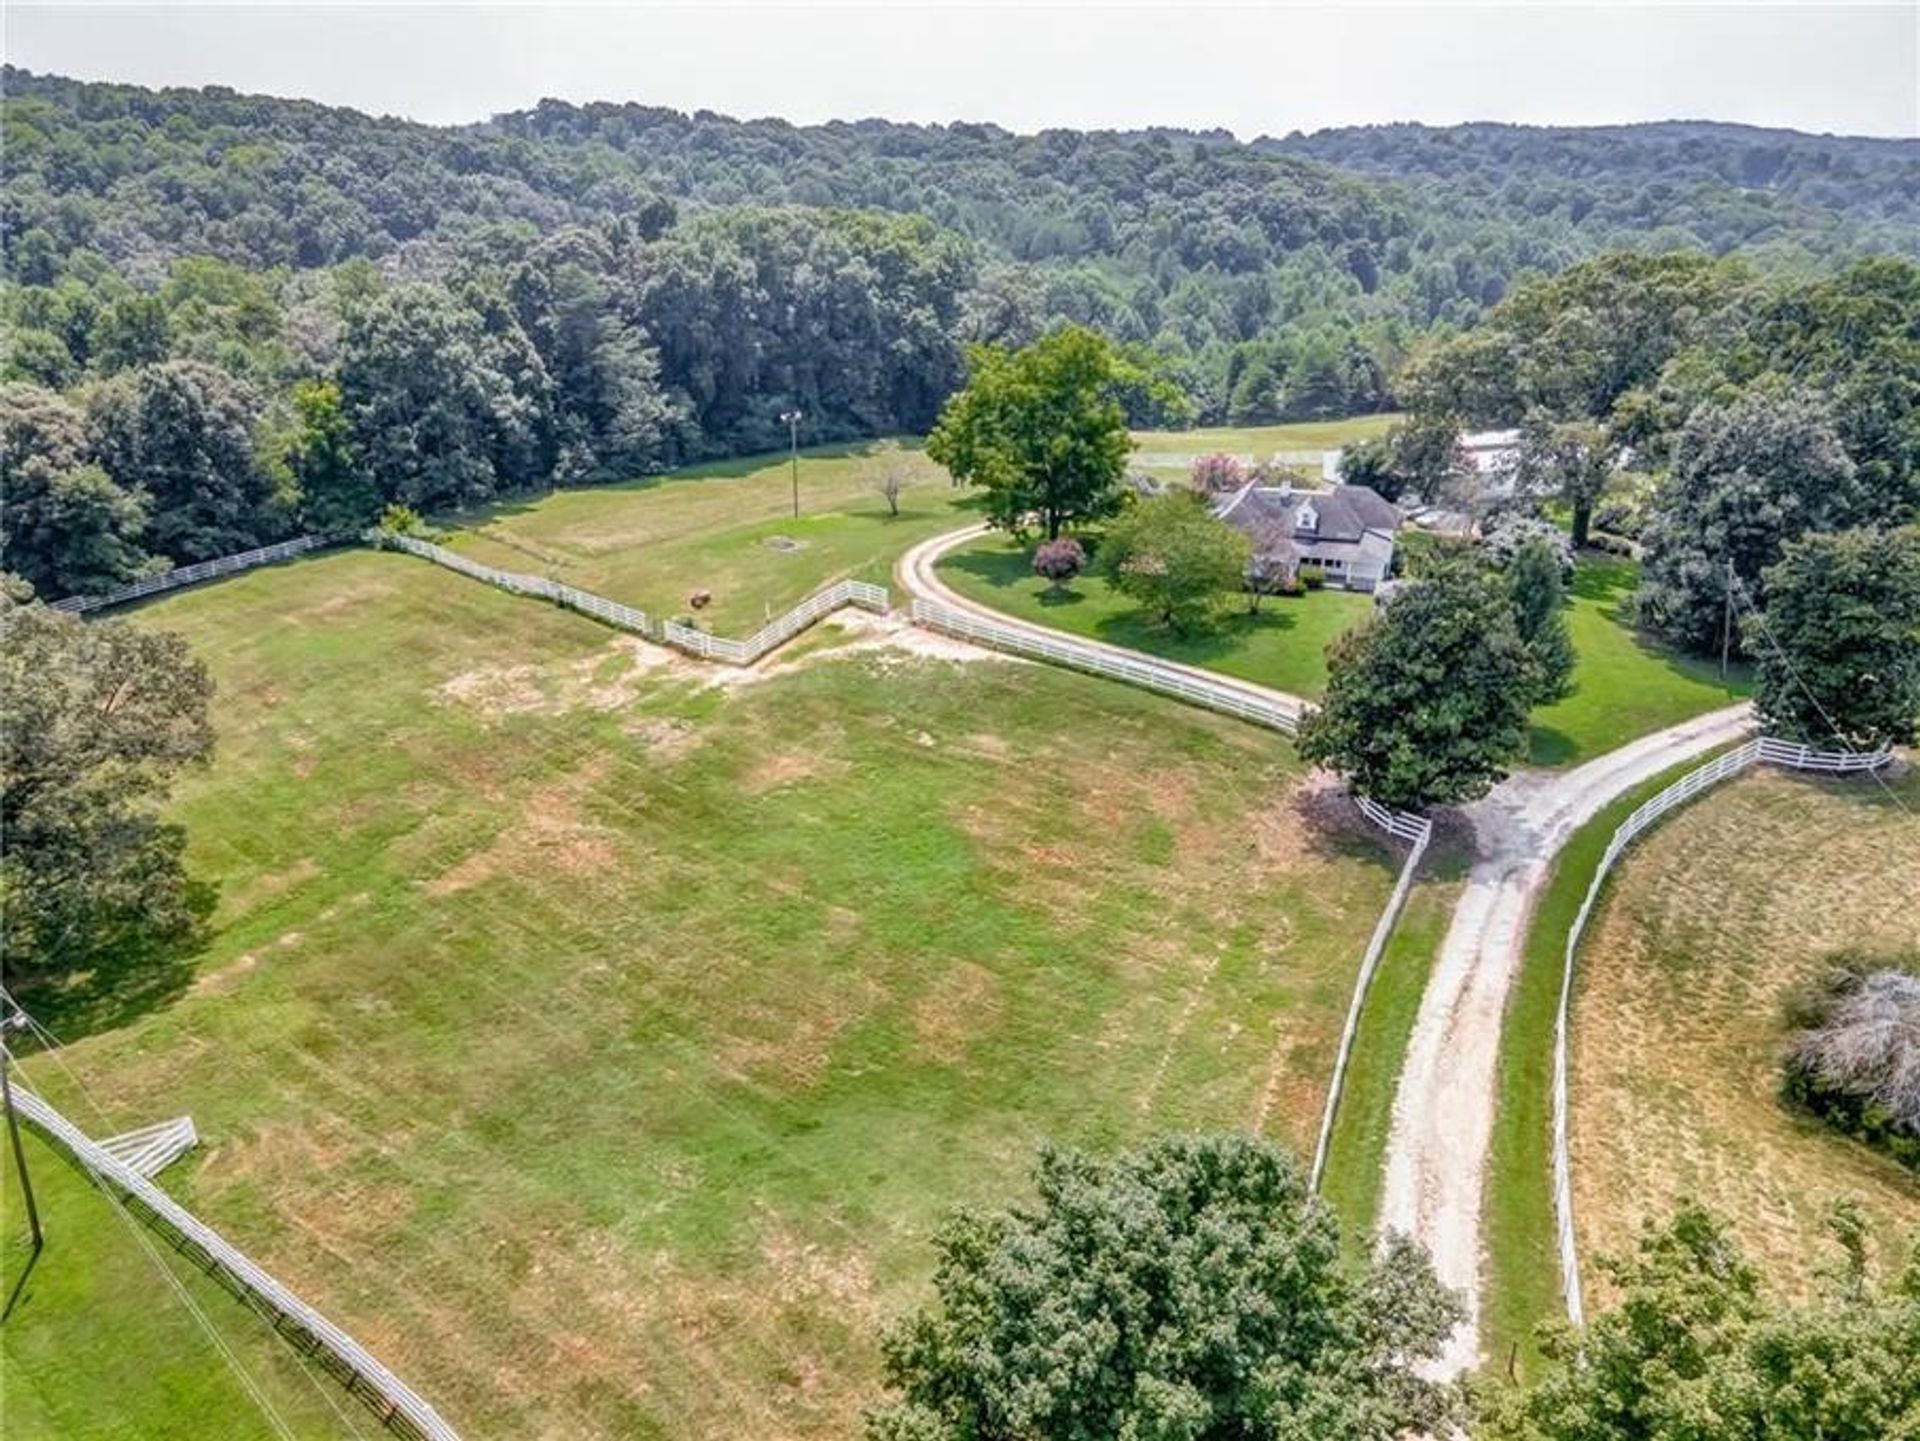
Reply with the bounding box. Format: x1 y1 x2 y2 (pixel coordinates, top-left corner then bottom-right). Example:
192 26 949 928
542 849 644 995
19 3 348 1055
908 599 1305 734
1354 795 1434 847
1550 735 1890 1329
12 1083 461 1441
381 534 888 664
659 579 890 663
1310 796 1433 1191
50 537 325 613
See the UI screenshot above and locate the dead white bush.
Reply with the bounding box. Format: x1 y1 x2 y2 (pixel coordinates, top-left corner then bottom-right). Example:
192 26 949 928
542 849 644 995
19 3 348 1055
1787 965 1920 1136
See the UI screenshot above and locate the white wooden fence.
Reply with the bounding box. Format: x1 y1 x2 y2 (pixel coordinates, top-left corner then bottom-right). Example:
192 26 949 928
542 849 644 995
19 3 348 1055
379 533 888 664
49 537 326 614
12 1082 462 1441
378 533 660 636
1549 735 1891 1328
659 579 890 663
907 599 1306 734
1310 797 1434 1192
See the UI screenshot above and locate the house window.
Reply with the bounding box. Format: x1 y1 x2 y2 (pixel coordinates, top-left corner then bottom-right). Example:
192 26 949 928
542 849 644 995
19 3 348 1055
1296 502 1318 533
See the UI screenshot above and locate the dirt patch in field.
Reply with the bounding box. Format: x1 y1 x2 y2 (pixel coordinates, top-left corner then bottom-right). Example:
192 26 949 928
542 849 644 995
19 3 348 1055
742 751 852 794
716 971 888 1092
425 761 624 896
626 716 701 757
912 962 1000 1063
436 636 689 719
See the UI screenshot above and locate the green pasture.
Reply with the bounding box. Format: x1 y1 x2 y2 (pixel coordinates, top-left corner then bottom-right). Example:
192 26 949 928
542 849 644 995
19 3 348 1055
9 550 1402 1438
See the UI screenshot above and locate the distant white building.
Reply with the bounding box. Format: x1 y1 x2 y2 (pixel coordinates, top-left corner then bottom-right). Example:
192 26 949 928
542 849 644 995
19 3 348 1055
1460 429 1522 482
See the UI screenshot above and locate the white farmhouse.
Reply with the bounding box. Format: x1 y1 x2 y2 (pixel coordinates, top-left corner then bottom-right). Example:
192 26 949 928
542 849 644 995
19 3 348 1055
1212 481 1400 592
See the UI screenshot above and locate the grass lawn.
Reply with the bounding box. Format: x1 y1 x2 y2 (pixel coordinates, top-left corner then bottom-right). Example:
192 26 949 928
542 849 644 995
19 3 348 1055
1569 766 1919 1307
1130 416 1401 472
1525 556 1750 766
938 532 1373 701
440 440 977 635
1478 749 1728 1380
11 550 1404 1439
2 1130 353 1439
1317 861 1466 1244
944 540 1747 766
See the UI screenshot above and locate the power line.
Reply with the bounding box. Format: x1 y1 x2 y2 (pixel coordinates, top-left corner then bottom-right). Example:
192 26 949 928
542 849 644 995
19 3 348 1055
1727 571 1913 819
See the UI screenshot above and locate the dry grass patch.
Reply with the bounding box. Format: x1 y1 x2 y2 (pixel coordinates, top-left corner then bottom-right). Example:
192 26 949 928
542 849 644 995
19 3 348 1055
1571 766 1920 1307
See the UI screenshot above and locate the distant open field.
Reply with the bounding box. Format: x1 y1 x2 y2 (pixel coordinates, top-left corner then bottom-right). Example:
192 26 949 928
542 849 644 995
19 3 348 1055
7 551 1401 1438
1129 416 1401 470
440 441 975 635
1570 767 1920 1307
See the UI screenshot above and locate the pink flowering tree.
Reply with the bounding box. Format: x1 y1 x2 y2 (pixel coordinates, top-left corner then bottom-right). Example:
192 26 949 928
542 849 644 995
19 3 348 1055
1189 452 1249 494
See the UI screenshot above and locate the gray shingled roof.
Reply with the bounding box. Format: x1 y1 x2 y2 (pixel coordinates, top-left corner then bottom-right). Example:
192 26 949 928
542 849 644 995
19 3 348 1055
1214 483 1398 547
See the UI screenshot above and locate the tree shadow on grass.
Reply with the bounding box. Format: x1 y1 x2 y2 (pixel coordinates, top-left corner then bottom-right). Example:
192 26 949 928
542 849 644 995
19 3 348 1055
8 877 216 1046
1527 724 1579 769
1090 604 1305 666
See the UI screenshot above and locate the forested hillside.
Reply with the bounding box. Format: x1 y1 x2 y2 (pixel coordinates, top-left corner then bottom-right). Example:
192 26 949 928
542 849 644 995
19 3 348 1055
4 66 1917 601
1270 120 1920 260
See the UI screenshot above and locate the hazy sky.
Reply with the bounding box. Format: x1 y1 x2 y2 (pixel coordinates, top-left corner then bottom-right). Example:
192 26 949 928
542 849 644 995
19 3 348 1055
7 3 1917 139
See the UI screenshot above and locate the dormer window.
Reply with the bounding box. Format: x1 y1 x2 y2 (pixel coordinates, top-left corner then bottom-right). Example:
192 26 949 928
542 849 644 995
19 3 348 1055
1295 501 1318 533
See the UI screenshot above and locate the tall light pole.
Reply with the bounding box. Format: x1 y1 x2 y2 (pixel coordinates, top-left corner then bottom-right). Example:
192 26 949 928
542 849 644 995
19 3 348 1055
780 409 803 519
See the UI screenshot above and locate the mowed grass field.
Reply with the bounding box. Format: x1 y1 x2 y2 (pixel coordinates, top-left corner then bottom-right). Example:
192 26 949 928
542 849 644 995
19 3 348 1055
1570 766 1920 1308
442 441 975 635
942 543 1746 764
3 1132 354 1440
8 550 1403 1438
938 532 1373 701
1524 557 1749 766
1129 415 1401 472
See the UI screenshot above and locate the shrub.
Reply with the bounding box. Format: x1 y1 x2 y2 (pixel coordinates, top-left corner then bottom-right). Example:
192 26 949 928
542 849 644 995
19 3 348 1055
1781 952 1920 1171
1593 495 1645 540
374 503 437 540
1481 512 1575 578
1188 452 1248 493
1297 563 1326 589
1031 536 1087 590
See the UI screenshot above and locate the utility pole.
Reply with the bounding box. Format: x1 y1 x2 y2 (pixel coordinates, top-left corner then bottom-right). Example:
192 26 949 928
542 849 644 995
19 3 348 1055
1720 555 1735 681
780 409 803 519
1 1012 44 1256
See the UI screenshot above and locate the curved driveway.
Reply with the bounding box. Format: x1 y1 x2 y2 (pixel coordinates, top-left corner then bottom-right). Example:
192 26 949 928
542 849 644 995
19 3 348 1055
897 522 1314 722
1378 702 1752 1375
897 519 1754 1374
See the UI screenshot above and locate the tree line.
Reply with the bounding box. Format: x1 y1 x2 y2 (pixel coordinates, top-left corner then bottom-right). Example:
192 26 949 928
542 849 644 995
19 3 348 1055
9 67 1920 486
1 209 972 598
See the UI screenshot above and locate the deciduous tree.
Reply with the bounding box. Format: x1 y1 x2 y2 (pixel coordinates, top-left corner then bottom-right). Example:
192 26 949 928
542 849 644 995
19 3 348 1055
0 382 151 597
928 326 1167 539
1299 559 1535 809
869 1134 1461 1441
1098 493 1250 635
1 598 214 991
87 360 284 563
1750 527 1920 751
1639 385 1863 655
1477 1203 1920 1441
1506 537 1578 706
